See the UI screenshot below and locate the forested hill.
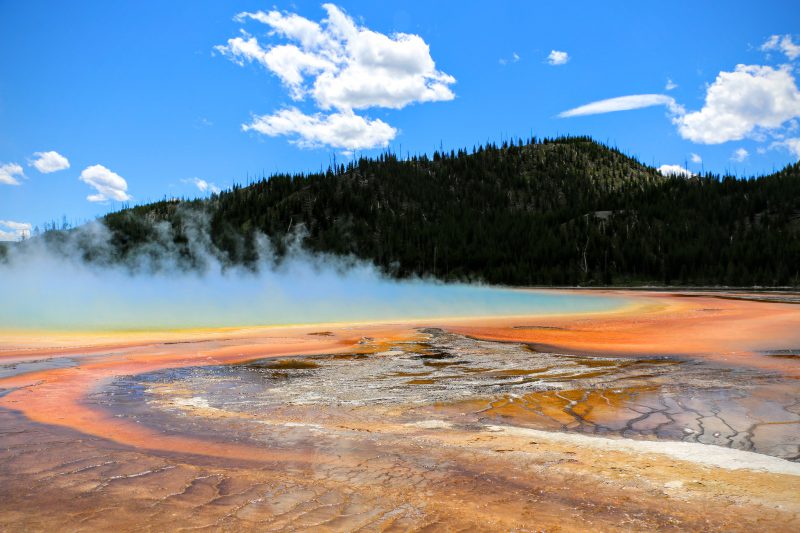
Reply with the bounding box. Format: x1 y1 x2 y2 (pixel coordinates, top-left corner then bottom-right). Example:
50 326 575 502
24 136 800 286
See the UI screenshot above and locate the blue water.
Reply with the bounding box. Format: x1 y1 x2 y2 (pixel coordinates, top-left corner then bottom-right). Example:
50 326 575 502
1 254 628 330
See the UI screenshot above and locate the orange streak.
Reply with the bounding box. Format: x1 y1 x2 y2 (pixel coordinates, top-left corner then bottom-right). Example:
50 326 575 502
442 291 800 376
1 292 798 464
0 325 417 463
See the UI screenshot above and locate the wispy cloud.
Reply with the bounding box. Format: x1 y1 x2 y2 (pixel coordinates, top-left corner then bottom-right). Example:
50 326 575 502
183 177 221 194
499 52 520 66
560 63 800 149
0 220 32 241
559 94 682 118
771 137 800 159
761 34 800 61
665 78 678 91
690 153 702 164
731 147 749 162
546 50 569 66
0 162 25 186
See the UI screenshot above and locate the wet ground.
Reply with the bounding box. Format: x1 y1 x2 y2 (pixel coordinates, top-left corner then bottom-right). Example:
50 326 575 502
101 328 800 462
2 291 800 531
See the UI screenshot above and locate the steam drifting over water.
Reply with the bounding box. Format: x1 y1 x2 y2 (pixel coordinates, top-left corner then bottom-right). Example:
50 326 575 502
0 219 624 331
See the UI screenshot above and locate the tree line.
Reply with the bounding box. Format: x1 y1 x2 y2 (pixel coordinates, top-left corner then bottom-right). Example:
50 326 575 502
12 136 800 287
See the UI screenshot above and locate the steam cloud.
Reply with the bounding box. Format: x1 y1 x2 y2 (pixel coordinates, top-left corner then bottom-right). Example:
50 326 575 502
0 210 620 330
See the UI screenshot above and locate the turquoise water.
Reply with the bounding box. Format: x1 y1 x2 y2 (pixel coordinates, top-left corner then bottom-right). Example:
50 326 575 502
1 256 628 330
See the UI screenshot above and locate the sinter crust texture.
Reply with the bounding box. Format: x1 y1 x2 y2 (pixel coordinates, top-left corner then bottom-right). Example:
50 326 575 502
1 290 799 531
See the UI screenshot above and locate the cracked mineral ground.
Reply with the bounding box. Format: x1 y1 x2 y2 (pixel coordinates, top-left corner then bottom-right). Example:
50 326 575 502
100 328 800 464
1 291 800 531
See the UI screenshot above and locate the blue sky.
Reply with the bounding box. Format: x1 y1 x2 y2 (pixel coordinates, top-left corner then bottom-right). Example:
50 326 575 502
1 0 799 239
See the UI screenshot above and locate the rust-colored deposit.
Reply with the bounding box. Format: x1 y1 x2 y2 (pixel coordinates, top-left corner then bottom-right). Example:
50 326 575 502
1 290 799 531
445 290 800 375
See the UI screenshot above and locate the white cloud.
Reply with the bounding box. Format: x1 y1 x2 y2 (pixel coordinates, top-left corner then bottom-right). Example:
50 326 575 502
675 64 800 144
559 94 683 118
218 35 335 100
215 4 450 151
184 177 221 194
30 150 70 173
658 164 694 178
731 147 749 162
665 78 678 91
79 164 132 202
216 4 454 150
761 34 800 61
499 52 520 66
547 50 569 66
690 152 702 164
560 61 800 151
235 9 334 49
0 220 32 241
0 162 25 186
771 137 800 159
243 107 396 151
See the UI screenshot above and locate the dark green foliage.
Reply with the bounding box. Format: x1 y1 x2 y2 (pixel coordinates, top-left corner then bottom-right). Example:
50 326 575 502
88 136 800 286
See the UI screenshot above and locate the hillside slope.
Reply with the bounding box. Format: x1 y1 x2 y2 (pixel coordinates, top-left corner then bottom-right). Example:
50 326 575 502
20 136 800 286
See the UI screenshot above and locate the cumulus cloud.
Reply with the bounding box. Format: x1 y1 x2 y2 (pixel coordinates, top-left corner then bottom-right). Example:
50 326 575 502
761 34 800 61
244 108 396 151
563 63 800 151
559 94 683 118
547 50 569 66
657 164 694 178
731 147 749 162
690 153 702 164
675 64 800 144
218 34 334 100
0 220 32 241
30 151 70 173
216 4 454 150
184 177 221 194
79 164 132 202
0 162 25 185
